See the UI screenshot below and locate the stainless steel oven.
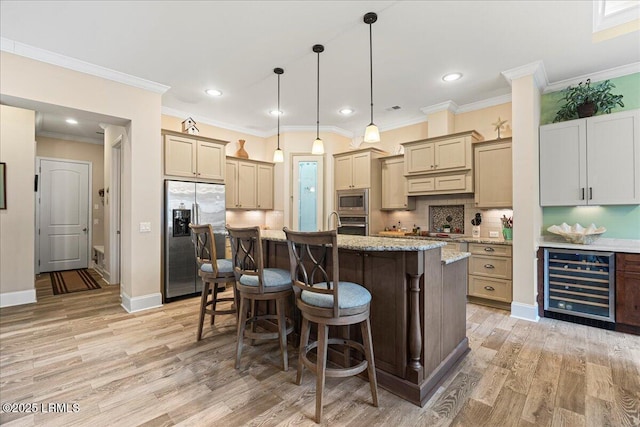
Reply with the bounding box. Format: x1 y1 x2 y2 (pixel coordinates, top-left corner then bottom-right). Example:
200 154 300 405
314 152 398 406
337 216 368 236
336 189 368 216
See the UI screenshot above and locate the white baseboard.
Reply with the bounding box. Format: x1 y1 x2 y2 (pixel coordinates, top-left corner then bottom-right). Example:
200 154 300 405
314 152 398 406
120 291 162 313
510 301 540 322
0 289 37 307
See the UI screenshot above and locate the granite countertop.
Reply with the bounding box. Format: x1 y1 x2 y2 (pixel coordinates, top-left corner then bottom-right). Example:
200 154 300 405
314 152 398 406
261 229 446 251
441 249 471 265
538 236 640 253
374 233 513 246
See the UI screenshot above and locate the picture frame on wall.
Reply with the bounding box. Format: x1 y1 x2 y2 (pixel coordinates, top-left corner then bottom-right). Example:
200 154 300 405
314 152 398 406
0 162 5 209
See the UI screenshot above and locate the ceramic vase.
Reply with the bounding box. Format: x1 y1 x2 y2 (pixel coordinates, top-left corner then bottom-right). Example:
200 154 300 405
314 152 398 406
235 139 249 158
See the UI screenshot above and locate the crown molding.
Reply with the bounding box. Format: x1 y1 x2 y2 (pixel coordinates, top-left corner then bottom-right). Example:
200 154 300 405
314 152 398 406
1 37 170 94
456 94 513 113
280 125 354 139
37 130 103 145
501 60 549 90
420 100 460 116
162 107 270 138
543 62 640 93
379 115 428 132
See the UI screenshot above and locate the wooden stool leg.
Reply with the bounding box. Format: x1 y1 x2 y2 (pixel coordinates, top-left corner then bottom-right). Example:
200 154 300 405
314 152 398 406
249 299 257 346
361 317 379 407
235 296 249 369
211 282 219 325
276 298 288 371
297 316 310 385
315 323 328 424
342 325 351 367
197 281 210 341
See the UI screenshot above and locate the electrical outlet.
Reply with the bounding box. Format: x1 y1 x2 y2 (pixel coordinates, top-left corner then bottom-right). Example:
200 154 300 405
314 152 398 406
94 204 99 210
94 219 99 225
489 231 499 238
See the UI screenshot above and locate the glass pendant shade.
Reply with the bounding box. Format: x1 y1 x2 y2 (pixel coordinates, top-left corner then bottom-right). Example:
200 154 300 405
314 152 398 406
273 147 284 163
364 123 380 143
311 137 324 155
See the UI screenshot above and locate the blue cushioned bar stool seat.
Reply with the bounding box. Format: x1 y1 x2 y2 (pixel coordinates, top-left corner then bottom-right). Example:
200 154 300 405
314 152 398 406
189 224 238 341
227 226 293 371
283 227 378 424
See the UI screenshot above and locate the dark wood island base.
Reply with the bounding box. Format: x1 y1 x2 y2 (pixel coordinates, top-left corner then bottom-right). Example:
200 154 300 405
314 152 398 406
261 231 470 406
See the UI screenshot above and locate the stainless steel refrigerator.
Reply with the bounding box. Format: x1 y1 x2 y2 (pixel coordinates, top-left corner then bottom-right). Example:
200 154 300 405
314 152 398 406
164 180 226 301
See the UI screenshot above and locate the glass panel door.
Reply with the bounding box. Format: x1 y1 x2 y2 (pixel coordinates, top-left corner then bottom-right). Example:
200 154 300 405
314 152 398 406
292 155 324 231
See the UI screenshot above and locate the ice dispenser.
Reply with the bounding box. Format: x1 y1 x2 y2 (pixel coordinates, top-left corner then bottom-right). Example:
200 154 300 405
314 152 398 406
173 209 191 237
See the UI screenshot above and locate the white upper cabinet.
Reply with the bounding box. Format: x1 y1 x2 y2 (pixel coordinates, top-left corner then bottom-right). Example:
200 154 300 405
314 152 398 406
539 110 640 206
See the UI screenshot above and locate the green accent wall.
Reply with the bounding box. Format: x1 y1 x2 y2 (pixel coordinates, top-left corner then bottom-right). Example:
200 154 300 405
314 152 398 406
541 73 640 240
542 205 640 239
540 73 640 125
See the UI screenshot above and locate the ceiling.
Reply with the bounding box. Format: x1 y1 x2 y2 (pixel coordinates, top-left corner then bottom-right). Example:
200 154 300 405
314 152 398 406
1 1 639 142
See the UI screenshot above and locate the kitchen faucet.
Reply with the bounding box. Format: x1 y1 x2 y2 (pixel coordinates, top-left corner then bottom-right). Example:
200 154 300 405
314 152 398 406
327 211 342 230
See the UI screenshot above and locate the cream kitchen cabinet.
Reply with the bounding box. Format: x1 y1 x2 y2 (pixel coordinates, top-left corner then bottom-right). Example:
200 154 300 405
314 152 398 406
467 243 512 310
474 139 512 208
163 130 227 181
402 131 482 175
381 155 415 210
226 157 274 210
334 148 387 190
402 130 482 196
539 109 640 206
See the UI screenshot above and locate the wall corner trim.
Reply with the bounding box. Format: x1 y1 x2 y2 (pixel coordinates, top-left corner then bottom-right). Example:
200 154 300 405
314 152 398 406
501 60 549 91
510 302 540 322
0 289 37 308
120 291 163 313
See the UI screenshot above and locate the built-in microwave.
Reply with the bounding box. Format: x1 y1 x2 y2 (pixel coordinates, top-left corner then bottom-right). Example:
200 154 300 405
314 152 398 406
336 189 368 215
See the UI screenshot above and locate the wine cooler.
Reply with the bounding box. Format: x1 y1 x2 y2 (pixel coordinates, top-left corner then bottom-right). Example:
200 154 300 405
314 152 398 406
544 248 615 323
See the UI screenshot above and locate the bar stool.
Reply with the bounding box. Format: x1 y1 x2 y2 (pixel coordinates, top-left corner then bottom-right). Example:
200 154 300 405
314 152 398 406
189 223 237 341
283 227 378 423
227 226 294 371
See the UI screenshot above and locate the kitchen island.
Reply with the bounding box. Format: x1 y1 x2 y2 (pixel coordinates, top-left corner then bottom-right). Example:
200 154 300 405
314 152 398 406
260 230 470 406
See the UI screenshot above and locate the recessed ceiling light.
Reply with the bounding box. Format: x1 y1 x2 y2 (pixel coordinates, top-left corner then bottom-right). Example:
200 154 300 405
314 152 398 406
270 110 283 116
66 118 78 124
442 72 463 82
205 89 223 96
339 108 354 115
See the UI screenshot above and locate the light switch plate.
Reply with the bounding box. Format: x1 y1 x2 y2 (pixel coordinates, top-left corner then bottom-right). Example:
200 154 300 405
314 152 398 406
139 222 151 233
94 219 99 225
94 204 99 210
489 231 499 238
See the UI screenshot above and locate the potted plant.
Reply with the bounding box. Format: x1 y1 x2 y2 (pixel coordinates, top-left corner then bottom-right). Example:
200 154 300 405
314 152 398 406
553 79 624 122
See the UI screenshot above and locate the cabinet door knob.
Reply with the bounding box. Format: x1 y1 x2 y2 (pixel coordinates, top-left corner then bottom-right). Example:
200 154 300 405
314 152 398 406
484 247 495 252
484 286 495 291
484 264 495 269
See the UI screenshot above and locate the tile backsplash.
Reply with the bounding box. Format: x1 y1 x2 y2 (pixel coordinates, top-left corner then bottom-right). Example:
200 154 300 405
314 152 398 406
382 194 513 238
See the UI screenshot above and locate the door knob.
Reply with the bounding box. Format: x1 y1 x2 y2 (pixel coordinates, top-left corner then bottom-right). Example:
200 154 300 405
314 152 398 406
82 227 87 232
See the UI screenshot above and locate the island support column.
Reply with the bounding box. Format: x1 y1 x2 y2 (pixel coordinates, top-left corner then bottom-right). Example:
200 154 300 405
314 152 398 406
405 252 424 383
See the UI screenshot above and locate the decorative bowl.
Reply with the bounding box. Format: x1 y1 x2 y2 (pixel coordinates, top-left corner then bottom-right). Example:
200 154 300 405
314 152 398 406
547 223 606 245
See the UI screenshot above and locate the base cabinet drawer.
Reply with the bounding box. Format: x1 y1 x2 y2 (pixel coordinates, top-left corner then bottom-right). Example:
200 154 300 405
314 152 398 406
469 276 512 303
469 255 512 279
468 243 512 257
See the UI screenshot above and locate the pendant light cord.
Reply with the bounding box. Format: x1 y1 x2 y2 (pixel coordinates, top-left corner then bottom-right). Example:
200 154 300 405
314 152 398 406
369 21 374 124
277 72 281 149
316 49 320 139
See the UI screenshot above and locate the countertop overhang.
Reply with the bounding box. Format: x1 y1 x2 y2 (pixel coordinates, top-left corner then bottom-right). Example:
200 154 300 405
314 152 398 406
538 236 640 253
260 230 470 264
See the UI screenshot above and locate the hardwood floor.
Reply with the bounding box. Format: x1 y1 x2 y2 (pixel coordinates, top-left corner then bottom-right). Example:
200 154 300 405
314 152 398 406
1 272 639 426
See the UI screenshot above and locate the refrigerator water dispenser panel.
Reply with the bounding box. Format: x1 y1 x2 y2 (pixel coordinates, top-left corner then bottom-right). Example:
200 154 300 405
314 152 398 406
173 209 191 237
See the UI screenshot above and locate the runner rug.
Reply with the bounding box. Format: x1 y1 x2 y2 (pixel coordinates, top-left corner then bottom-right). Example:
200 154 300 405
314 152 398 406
50 269 101 295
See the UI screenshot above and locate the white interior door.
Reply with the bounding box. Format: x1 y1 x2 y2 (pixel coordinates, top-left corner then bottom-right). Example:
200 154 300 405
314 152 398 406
292 155 324 231
39 158 90 272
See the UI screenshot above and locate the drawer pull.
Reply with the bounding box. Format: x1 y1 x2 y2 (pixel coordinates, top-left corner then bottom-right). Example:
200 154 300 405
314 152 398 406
484 286 495 291
484 247 495 252
484 264 495 269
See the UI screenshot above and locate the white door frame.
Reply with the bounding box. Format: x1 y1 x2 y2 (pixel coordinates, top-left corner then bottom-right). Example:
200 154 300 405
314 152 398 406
291 153 325 231
35 156 92 274
109 136 122 285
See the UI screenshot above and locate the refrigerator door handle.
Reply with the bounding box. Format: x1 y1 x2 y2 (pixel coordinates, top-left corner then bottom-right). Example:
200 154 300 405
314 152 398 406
192 203 197 225
195 202 200 224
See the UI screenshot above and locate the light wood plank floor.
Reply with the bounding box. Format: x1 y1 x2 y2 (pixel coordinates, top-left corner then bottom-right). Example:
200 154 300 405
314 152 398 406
1 272 639 426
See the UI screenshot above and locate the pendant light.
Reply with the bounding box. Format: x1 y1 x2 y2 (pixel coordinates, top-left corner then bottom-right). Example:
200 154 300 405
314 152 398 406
311 44 325 155
272 67 284 163
363 12 380 143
